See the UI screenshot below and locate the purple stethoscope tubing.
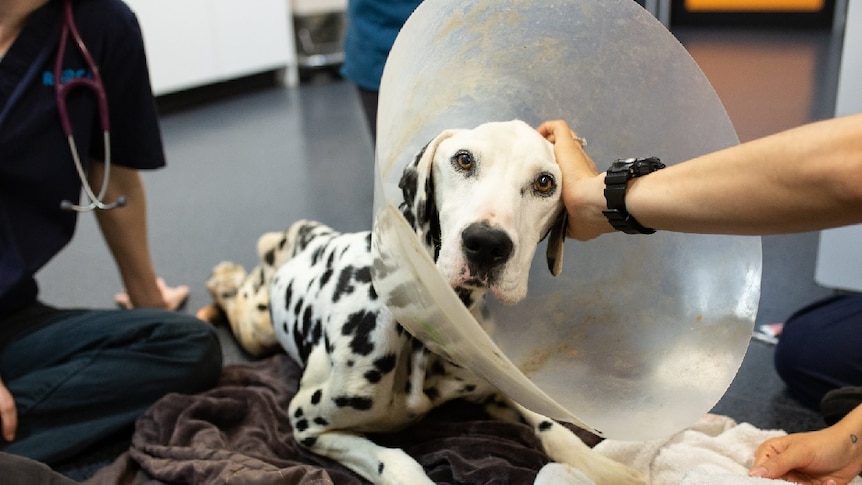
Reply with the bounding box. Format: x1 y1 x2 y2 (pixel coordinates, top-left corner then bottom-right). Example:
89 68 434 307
55 0 125 211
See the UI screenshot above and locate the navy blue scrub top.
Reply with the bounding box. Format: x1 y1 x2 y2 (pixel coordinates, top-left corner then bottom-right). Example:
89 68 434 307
340 0 420 91
0 0 166 324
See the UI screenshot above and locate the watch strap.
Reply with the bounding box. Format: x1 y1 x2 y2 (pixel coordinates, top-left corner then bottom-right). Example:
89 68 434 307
602 157 665 234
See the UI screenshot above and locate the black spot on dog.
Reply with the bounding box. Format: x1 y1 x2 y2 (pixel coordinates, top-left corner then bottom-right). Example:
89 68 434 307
311 389 322 405
387 282 413 309
462 384 477 393
256 303 268 312
310 245 326 266
294 407 304 418
424 387 439 401
374 354 397 374
264 248 276 266
364 369 383 383
355 266 372 284
293 327 310 363
400 206 417 230
320 267 333 288
364 352 397 383
333 266 356 303
399 167 419 221
456 287 475 308
378 462 385 475
311 320 322 346
342 310 377 356
333 396 374 411
301 437 317 447
295 419 309 432
411 337 425 351
283 282 293 310
296 224 316 248
314 417 329 426
429 361 446 377
538 421 554 432
302 306 314 334
293 297 304 318
365 233 373 252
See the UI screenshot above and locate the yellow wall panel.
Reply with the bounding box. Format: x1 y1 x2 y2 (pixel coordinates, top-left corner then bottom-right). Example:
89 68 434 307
685 0 825 12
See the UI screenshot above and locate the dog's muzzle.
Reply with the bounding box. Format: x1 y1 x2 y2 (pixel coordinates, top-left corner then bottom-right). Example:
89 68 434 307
461 222 513 284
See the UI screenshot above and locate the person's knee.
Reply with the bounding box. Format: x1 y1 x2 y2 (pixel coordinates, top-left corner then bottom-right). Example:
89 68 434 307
174 318 223 392
773 294 862 409
143 313 223 393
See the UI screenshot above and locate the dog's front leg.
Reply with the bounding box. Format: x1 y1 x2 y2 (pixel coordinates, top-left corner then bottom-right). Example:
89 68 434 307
298 430 434 485
486 398 646 485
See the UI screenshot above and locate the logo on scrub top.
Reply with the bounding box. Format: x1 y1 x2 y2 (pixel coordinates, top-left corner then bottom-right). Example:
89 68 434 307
42 68 93 85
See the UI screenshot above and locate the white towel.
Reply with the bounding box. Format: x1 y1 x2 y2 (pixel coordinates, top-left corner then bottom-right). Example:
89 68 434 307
591 413 862 485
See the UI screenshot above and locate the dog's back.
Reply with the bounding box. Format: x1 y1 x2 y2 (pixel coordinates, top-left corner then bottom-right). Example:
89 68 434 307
270 219 497 439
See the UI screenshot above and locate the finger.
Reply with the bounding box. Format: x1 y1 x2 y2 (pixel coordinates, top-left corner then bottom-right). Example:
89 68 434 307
752 437 791 468
537 120 573 143
552 136 599 183
750 445 803 480
114 292 132 309
161 282 190 311
0 382 17 442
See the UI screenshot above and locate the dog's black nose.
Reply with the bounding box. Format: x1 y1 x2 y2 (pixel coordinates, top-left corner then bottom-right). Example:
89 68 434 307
461 223 514 274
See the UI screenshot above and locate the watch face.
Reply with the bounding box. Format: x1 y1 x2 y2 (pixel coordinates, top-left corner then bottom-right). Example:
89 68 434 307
610 159 634 174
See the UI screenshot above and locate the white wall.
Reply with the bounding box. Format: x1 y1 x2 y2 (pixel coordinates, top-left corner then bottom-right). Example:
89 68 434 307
815 0 862 292
834 0 862 116
124 0 298 95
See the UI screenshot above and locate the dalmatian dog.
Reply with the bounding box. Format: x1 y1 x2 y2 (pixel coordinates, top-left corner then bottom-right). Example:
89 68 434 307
204 120 645 485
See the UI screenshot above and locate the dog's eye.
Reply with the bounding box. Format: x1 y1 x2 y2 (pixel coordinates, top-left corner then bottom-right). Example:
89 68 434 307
533 173 556 195
452 151 475 172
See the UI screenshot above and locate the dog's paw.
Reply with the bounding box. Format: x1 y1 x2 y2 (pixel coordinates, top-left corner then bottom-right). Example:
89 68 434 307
257 231 286 263
206 261 247 304
374 448 435 485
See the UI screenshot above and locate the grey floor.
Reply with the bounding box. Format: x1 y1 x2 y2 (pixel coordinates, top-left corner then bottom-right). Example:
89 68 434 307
37 24 844 437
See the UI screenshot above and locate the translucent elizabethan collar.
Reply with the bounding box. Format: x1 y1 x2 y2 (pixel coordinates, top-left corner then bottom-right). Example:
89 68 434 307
371 0 760 441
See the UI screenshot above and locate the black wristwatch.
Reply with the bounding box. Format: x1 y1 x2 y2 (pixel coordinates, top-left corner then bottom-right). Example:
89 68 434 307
602 157 666 234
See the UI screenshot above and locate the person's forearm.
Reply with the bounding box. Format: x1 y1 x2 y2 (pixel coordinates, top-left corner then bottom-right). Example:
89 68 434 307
624 114 862 235
832 404 862 450
91 163 166 308
824 404 862 478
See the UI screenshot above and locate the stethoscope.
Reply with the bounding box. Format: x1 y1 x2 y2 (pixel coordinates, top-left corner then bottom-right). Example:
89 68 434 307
56 0 126 211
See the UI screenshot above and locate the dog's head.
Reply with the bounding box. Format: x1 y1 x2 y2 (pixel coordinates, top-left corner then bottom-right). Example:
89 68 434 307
398 120 567 306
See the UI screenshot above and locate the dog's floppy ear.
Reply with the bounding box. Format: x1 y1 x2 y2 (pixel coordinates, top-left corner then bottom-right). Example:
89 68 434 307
398 130 457 261
545 208 567 276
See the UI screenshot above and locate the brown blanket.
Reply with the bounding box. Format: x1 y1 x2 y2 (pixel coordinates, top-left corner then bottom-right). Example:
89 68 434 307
86 354 600 485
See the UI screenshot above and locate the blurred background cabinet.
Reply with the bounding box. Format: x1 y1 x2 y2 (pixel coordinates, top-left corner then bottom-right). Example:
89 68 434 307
123 0 297 95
